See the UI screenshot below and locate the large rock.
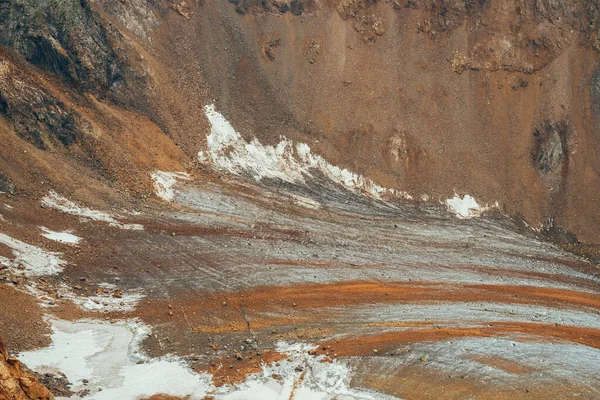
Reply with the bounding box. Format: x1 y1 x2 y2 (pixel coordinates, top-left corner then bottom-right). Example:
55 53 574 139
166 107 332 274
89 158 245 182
0 336 54 400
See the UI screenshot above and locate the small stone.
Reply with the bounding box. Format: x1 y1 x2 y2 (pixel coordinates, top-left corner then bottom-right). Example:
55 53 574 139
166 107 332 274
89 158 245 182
168 311 173 316
244 338 253 345
235 353 243 360
292 303 297 307
221 301 228 307
420 354 430 362
295 366 304 372
110 319 117 324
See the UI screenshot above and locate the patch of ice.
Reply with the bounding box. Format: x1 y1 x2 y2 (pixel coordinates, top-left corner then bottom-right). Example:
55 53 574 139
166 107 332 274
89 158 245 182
40 227 81 245
201 104 410 200
151 171 191 202
41 192 143 231
19 319 213 400
445 193 496 219
0 233 65 276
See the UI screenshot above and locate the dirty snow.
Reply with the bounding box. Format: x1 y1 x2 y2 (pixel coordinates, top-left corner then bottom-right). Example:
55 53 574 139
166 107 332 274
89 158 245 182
20 319 396 400
214 342 398 400
151 171 190 202
0 233 65 276
19 319 213 400
201 104 409 200
63 282 145 313
392 337 600 384
347 302 600 330
40 226 81 245
41 191 143 230
445 193 496 218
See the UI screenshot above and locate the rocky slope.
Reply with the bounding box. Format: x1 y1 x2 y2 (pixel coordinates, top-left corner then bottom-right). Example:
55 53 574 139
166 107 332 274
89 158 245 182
1 3 600 396
0 0 599 248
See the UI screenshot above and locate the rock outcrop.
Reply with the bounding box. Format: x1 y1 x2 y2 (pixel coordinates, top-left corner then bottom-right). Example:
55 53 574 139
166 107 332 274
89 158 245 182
0 337 54 400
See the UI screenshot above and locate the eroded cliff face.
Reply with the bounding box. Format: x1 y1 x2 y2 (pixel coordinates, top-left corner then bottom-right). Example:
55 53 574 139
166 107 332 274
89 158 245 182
0 0 599 245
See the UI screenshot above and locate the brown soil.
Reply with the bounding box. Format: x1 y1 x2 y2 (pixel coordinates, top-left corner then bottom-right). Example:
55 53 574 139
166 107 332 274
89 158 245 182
0 285 51 352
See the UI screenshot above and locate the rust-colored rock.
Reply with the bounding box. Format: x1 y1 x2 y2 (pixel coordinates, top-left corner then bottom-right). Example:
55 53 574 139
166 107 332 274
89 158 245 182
0 337 54 400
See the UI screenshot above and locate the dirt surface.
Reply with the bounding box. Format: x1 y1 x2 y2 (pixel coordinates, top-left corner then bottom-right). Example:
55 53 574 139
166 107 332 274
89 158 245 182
0 285 51 352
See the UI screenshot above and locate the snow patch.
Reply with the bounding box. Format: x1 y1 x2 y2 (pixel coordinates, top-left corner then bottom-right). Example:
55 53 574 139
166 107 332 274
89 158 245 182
41 192 143 231
4 204 13 210
445 194 496 219
40 227 81 245
0 233 65 276
19 319 213 400
151 171 190 202
201 104 410 200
